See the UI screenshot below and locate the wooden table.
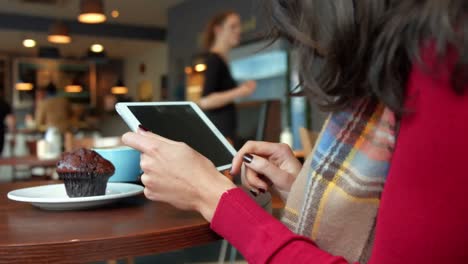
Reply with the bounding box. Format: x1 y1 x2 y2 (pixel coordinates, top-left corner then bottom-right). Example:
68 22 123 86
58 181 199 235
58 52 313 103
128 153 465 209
0 181 220 264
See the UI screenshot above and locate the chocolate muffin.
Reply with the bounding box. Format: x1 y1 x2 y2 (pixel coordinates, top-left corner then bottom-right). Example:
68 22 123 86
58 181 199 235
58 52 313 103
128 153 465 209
56 148 115 197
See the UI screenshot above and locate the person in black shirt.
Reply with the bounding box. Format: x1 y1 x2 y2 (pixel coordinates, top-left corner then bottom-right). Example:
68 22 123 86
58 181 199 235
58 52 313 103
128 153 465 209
0 90 14 154
199 11 256 142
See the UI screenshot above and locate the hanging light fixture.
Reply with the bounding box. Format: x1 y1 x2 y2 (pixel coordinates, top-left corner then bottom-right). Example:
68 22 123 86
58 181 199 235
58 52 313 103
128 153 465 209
111 10 119 18
90 43 104 53
111 79 128 94
192 54 207 72
65 77 83 93
48 21 71 44
194 63 207 72
65 84 82 93
22 39 36 48
78 0 106 24
15 81 33 91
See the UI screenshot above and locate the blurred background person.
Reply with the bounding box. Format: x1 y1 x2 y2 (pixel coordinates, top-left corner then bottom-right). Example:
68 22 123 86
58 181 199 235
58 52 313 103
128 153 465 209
0 90 15 154
97 94 131 137
35 82 71 133
198 11 257 143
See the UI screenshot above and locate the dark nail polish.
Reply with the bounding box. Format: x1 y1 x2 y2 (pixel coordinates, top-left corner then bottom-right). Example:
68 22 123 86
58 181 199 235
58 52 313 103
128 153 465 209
243 154 253 164
138 124 149 132
259 174 274 187
259 188 266 194
249 190 258 197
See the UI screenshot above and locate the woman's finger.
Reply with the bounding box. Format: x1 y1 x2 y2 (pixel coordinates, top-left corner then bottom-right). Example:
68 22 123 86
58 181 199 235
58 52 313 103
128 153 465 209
122 132 156 153
240 165 260 196
143 186 154 200
136 127 177 145
139 153 153 173
231 141 284 175
244 166 268 192
140 173 153 188
122 131 172 154
240 163 248 187
258 174 274 187
243 154 289 186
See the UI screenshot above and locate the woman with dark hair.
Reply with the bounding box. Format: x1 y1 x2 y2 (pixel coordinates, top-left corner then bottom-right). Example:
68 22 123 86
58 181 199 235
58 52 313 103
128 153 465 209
198 11 256 141
123 0 468 263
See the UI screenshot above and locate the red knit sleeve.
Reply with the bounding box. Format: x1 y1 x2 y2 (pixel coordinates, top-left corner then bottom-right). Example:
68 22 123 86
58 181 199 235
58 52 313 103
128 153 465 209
210 188 353 264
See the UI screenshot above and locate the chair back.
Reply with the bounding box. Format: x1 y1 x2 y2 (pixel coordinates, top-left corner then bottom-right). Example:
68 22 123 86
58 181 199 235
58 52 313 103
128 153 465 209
299 127 319 155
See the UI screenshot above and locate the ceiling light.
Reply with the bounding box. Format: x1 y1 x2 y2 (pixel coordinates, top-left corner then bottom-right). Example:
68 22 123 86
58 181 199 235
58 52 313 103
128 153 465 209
111 10 119 18
194 63 207 72
78 0 106 24
191 54 207 72
65 85 83 93
66 76 83 93
16 82 33 91
111 86 128 94
22 39 36 48
90 44 104 53
111 79 128 94
48 21 71 44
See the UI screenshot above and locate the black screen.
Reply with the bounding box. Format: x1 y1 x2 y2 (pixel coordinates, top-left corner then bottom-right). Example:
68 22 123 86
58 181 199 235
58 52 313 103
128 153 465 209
128 105 234 167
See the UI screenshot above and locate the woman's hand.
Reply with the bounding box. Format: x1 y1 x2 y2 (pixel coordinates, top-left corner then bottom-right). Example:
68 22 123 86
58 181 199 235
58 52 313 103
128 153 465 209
122 129 236 222
231 141 302 194
237 80 256 98
198 80 256 110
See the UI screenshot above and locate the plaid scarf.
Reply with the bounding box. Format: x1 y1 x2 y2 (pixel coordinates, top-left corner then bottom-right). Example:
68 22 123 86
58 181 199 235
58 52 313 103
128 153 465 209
282 100 396 263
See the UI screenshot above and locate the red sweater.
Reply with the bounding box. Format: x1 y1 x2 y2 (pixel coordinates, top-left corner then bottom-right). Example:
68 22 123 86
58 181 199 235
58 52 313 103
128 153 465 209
211 46 468 263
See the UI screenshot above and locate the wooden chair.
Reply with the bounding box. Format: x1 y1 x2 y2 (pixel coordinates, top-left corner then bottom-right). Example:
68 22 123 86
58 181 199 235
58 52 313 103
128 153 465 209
299 127 319 155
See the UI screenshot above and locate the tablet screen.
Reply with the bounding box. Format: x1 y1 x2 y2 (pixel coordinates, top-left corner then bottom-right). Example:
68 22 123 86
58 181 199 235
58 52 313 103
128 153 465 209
127 105 234 168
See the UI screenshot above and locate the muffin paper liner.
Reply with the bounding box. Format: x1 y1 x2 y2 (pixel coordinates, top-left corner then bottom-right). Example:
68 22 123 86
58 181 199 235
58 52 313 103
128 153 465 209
58 172 112 197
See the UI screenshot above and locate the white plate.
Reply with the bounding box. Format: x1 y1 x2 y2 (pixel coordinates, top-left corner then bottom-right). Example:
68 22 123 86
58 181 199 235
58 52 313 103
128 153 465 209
7 183 144 210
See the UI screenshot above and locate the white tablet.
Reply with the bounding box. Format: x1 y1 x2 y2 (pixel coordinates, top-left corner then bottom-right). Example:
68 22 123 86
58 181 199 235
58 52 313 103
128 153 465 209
115 101 237 171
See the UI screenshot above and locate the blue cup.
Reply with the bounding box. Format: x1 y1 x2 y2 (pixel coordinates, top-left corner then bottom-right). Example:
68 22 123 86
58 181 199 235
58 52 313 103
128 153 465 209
93 146 141 182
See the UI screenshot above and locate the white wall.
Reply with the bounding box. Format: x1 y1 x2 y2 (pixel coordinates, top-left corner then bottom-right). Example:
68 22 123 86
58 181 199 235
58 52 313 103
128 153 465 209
124 42 167 101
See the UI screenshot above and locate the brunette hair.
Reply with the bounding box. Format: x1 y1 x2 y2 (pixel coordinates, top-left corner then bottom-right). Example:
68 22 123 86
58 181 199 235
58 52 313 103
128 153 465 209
268 0 468 112
202 10 238 51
